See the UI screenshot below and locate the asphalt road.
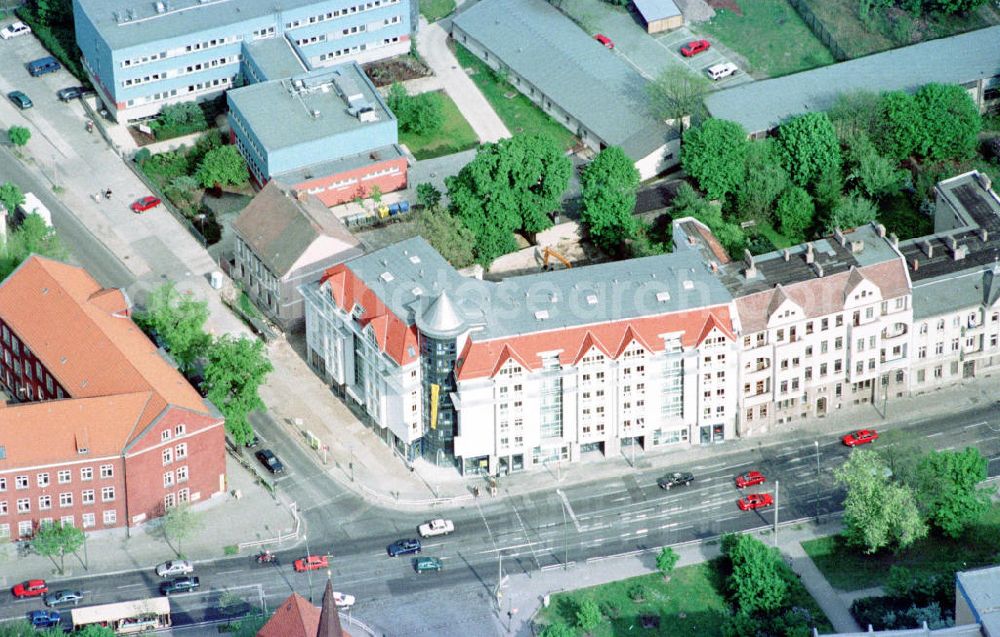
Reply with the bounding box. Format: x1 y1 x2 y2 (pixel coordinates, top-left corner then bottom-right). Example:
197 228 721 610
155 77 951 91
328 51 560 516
4 402 998 633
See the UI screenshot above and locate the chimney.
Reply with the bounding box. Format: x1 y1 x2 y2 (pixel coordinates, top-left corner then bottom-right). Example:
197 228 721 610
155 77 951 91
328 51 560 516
889 233 899 249
834 227 846 247
805 242 814 264
783 248 791 262
947 236 958 251
876 223 886 238
912 258 919 271
953 245 968 261
851 240 864 254
811 262 824 278
980 228 988 242
709 261 718 273
922 240 934 258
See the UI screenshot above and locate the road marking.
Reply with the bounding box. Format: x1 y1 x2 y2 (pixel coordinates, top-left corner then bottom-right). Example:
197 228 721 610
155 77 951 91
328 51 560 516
928 432 945 438
635 528 648 535
964 421 987 429
557 489 582 533
117 583 144 589
216 569 242 575
787 457 801 463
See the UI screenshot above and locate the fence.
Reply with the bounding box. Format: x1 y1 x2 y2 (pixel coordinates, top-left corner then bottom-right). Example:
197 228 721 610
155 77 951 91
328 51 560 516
787 0 850 61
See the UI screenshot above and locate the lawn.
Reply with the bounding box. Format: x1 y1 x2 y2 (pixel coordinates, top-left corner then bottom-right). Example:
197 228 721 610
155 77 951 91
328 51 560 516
419 0 456 22
452 43 578 151
700 0 835 78
802 503 1000 591
398 91 479 160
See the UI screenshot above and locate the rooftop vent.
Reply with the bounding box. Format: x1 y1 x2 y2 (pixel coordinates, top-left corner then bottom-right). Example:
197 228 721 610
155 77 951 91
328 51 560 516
850 240 864 254
656 291 671 302
380 271 394 283
311 109 321 119
409 255 421 264
534 310 550 320
586 294 598 305
550 293 558 303
411 287 423 296
154 0 165 12
682 280 694 291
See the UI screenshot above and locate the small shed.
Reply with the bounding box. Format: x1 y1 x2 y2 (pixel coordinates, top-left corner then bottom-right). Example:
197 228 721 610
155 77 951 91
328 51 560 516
632 0 683 33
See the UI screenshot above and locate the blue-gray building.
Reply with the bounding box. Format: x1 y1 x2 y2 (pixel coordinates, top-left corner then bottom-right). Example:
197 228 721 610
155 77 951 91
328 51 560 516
73 0 416 122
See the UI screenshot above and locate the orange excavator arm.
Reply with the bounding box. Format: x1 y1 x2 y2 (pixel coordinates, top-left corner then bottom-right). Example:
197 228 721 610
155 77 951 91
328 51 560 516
542 246 572 270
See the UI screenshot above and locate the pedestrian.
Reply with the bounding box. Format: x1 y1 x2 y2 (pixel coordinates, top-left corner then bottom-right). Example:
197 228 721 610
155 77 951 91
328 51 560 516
105 188 112 199
85 120 94 133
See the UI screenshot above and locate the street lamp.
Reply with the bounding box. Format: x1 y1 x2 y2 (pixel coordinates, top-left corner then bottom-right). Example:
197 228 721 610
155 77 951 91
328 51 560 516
814 441 821 523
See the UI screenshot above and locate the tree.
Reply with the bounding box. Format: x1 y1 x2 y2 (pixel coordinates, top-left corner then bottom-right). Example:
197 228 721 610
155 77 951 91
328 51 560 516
655 546 679 579
0 621 37 637
161 503 203 557
0 181 25 216
417 207 476 269
446 134 571 264
722 533 788 614
73 626 116 637
647 66 712 132
670 183 746 257
204 335 273 445
876 428 928 489
734 139 789 223
835 449 927 553
575 599 602 632
681 119 750 200
370 184 383 206
539 623 575 637
916 447 992 538
914 83 981 161
874 91 922 161
827 91 882 142
826 193 878 233
926 0 987 13
195 145 249 188
777 112 842 187
775 187 814 241
139 283 212 374
845 133 906 199
579 146 640 255
159 101 206 129
31 522 85 575
8 126 30 147
386 83 443 135
0 213 67 280
416 182 442 210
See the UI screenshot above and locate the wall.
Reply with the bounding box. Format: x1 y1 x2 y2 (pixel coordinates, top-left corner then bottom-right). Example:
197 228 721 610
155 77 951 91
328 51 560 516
292 156 408 207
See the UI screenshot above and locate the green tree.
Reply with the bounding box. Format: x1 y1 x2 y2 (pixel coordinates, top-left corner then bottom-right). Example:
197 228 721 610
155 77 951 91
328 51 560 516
72 626 117 637
777 112 842 187
826 193 878 233
204 335 273 445
417 207 476 269
845 133 906 199
159 101 206 129
31 521 85 575
734 139 789 223
416 182 442 210
655 546 679 578
386 82 409 119
926 0 987 13
875 428 928 489
0 182 25 216
916 447 992 538
0 213 68 281
386 83 443 135
8 126 31 147
139 283 212 374
835 449 927 553
539 623 575 637
580 146 639 255
370 184 383 206
914 83 982 161
681 119 750 200
646 66 712 132
775 187 814 242
165 175 202 208
0 621 37 637
723 533 788 614
161 503 203 557
669 183 746 257
195 145 249 188
827 90 882 142
575 599 602 632
874 91 922 161
446 134 571 264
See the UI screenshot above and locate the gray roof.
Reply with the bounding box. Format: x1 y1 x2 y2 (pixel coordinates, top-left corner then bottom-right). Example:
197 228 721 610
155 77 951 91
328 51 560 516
342 235 733 341
705 25 1000 134
228 62 392 152
911 264 1000 319
416 291 467 338
632 0 681 22
232 181 361 277
452 0 675 160
245 37 307 81
76 0 330 51
273 144 406 185
957 565 1000 637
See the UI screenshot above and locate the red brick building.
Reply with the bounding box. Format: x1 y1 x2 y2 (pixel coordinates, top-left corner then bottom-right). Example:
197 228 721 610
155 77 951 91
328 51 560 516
0 257 226 540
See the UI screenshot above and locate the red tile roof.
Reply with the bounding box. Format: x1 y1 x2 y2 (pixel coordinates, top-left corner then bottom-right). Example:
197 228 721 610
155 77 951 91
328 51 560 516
258 593 321 637
456 306 734 381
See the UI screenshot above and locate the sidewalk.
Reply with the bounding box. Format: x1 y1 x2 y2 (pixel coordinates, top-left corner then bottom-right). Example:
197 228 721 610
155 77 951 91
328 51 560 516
0 456 298 588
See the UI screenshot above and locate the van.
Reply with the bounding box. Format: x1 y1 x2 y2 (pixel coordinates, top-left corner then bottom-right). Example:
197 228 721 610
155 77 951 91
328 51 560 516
706 63 738 81
28 57 61 77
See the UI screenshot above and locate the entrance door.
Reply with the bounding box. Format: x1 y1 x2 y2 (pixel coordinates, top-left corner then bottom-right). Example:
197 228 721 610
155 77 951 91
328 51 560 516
963 361 975 378
816 397 827 417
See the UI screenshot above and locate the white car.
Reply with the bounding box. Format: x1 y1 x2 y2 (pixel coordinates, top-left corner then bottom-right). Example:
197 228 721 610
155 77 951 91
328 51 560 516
418 518 455 538
0 22 32 39
706 62 739 81
155 559 194 577
333 592 355 608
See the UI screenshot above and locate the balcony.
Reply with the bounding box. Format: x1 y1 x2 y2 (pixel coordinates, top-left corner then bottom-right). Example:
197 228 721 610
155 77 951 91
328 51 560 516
881 323 908 340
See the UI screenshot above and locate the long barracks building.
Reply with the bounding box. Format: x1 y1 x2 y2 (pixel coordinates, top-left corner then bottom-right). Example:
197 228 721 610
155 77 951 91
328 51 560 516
301 171 1000 475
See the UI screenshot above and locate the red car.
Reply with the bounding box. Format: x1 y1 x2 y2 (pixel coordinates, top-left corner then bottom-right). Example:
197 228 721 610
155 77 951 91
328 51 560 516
594 34 614 49
681 39 711 57
130 196 162 213
843 429 879 447
735 470 766 489
737 493 774 511
293 555 329 572
12 580 48 598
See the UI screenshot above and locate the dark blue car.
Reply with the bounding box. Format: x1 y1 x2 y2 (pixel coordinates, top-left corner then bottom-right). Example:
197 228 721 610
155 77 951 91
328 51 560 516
387 538 421 557
29 609 61 628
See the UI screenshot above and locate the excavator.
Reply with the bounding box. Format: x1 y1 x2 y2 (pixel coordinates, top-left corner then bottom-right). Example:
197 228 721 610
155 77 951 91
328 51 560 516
541 246 572 271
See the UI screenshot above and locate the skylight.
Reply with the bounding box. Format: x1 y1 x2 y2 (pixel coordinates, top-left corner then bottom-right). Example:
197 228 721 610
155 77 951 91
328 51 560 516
380 272 395 283
682 280 694 290
656 291 671 302
535 310 550 320
586 294 598 305
409 255 421 264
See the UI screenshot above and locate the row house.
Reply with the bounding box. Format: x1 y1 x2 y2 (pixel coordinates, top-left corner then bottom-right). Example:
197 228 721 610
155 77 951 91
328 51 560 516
0 257 225 541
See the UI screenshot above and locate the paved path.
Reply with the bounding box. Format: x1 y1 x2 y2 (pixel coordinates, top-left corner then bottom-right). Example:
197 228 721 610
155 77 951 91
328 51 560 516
783 539 862 633
415 16 510 143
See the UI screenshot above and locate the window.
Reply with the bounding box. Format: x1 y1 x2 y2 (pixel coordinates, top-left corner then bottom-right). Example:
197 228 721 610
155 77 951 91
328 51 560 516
164 471 175 488
177 466 188 483
38 495 51 510
80 467 93 481
162 448 173 465
15 475 28 489
82 513 95 528
17 498 30 513
37 473 49 487
58 470 71 484
59 493 72 508
0 523 8 539
164 493 176 509
0 501 6 515
161 430 171 442
0 477 6 492
100 465 113 479
176 443 188 460
18 520 32 537
103 510 116 525
178 488 190 503
101 487 115 502
175 424 186 436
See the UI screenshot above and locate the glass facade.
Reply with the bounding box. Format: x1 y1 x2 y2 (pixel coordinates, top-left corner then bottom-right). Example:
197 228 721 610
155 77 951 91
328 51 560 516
420 335 457 464
539 356 563 439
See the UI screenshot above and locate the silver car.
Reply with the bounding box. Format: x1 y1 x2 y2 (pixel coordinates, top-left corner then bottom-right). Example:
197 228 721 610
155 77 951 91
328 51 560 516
44 589 83 607
155 559 193 577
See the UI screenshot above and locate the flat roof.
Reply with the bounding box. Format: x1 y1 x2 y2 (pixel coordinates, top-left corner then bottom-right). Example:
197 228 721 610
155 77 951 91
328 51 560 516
957 565 1000 637
705 25 1000 133
273 144 406 184
228 62 392 151
452 0 675 160
71 597 171 624
632 0 681 22
245 37 307 81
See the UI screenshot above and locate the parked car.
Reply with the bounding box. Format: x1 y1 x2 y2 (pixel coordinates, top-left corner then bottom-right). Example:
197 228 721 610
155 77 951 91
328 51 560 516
842 429 878 447
255 449 284 474
387 538 422 557
294 555 329 572
594 33 614 49
735 471 766 489
706 62 739 81
156 559 194 578
333 592 355 608
418 519 454 538
0 21 31 39
28 610 61 628
737 493 774 511
413 556 443 573
130 196 162 213
57 86 85 101
12 579 48 598
681 39 710 57
44 589 83 607
657 472 694 489
160 576 200 595
7 90 32 110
